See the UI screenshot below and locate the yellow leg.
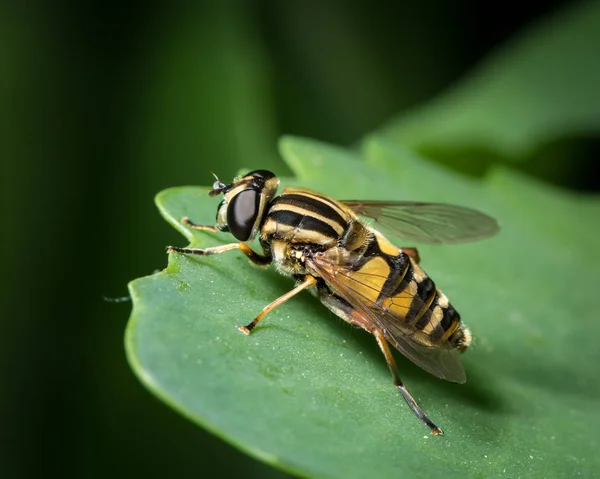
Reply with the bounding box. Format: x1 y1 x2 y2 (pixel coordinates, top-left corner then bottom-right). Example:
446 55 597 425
238 275 318 334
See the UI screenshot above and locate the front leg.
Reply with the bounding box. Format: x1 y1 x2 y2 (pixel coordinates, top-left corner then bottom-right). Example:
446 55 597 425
168 242 272 266
181 216 220 232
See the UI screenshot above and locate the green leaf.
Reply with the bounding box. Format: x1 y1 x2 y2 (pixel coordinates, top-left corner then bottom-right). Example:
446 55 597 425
127 136 600 478
381 0 600 159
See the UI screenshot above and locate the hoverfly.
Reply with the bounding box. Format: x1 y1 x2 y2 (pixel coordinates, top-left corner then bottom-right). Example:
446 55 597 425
167 170 499 435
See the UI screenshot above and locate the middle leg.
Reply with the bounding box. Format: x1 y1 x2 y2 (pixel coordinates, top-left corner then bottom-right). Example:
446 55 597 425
238 275 318 334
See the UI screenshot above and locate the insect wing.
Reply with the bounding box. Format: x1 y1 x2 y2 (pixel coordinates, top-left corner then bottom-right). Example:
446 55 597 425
342 201 499 244
306 253 466 383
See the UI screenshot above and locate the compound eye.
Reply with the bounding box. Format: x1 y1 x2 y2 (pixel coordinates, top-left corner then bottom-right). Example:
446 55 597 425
227 188 259 241
247 170 275 180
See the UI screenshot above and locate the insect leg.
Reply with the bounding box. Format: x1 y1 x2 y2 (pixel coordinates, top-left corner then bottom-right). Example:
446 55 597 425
238 275 317 334
180 216 220 232
167 243 272 266
373 329 443 435
402 247 420 264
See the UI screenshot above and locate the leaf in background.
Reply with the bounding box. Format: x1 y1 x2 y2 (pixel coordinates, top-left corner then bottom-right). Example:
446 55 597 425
129 2 284 182
381 0 600 160
127 136 600 478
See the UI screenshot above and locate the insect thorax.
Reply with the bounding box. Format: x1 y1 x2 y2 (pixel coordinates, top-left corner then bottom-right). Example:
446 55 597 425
259 188 361 275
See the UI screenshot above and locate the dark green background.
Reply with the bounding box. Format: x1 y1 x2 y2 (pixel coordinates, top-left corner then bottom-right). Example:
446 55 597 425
2 1 596 478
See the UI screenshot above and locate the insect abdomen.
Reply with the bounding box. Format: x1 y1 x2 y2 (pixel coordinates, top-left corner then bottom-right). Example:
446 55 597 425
367 234 468 351
404 262 469 350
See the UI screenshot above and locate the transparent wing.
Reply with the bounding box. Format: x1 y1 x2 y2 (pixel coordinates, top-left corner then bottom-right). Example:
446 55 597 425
342 200 499 244
306 252 466 383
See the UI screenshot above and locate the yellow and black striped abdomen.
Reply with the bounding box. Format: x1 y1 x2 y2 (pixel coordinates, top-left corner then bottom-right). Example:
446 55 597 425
362 234 468 351
393 261 464 348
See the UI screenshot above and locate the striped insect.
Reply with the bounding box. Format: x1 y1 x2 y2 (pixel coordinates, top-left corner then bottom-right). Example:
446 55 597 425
168 170 499 434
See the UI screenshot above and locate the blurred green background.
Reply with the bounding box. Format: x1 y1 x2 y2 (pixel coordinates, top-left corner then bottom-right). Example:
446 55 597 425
2 1 597 478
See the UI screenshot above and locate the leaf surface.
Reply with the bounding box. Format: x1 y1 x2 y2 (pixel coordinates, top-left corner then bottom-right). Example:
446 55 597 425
127 136 600 478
